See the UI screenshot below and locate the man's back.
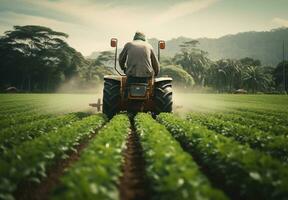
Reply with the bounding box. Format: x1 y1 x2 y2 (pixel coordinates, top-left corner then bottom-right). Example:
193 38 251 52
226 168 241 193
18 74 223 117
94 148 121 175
119 39 159 77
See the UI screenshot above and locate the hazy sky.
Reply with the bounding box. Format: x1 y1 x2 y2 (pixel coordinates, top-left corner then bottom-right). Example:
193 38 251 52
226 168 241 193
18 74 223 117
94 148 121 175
1 0 288 56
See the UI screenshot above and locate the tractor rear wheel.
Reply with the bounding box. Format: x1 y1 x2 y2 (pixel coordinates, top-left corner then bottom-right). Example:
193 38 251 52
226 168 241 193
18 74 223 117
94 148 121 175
154 80 173 114
103 79 121 119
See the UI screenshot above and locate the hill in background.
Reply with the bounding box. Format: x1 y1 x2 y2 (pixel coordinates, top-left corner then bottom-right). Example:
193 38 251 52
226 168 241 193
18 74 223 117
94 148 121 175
89 27 288 66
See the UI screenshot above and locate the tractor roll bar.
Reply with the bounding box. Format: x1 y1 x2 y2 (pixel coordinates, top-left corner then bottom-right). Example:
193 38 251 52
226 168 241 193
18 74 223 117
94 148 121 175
158 40 166 62
110 38 125 76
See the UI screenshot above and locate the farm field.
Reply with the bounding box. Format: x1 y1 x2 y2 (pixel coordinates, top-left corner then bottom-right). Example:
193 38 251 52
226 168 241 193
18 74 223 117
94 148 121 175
0 93 288 200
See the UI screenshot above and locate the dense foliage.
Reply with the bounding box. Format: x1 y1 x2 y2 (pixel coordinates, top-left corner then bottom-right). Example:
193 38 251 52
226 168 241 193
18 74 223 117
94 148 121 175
0 25 86 91
0 113 88 154
187 112 288 162
174 40 211 86
159 39 285 93
157 113 288 200
173 43 282 93
135 113 227 200
0 26 116 92
0 114 106 199
208 111 288 136
52 114 129 200
274 61 288 91
159 65 194 87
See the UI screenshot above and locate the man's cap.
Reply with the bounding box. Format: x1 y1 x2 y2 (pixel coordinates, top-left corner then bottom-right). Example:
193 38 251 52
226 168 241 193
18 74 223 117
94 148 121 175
133 32 146 41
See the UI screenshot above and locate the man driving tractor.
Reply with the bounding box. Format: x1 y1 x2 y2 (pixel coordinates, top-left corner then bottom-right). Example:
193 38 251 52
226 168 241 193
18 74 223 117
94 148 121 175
99 32 172 118
119 32 160 78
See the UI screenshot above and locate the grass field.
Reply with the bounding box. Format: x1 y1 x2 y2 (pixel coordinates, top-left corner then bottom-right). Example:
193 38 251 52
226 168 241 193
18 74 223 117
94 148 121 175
0 93 288 200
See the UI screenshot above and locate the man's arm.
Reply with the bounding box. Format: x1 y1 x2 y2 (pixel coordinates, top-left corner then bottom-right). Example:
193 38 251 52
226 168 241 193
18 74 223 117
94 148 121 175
119 44 128 71
150 49 160 76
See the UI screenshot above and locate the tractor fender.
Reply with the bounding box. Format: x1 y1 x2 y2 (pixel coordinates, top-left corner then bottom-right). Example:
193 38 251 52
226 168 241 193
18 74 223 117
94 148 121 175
104 75 123 82
104 76 172 83
155 77 172 84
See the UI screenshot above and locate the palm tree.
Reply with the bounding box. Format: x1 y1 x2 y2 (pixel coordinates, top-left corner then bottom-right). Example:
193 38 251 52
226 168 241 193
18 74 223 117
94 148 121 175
207 59 241 92
174 41 211 86
242 66 272 93
205 62 227 92
274 61 288 92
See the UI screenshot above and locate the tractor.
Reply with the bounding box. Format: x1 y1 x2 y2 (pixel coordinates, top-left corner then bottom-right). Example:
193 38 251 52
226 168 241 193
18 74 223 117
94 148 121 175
92 38 173 119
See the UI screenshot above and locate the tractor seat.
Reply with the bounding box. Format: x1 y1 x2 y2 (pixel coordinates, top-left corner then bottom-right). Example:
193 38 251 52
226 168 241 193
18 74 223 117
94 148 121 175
126 76 151 84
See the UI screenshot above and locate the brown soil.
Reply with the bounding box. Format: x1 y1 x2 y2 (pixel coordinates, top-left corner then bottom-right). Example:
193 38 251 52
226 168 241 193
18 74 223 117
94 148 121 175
14 127 102 200
119 119 150 200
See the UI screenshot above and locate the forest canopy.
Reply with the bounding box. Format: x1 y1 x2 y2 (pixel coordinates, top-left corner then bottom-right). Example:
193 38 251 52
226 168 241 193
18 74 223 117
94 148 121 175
0 25 115 92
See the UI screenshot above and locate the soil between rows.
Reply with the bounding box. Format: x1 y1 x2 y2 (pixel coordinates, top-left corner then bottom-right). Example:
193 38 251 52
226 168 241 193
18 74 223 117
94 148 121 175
14 127 103 200
13 115 151 200
119 117 150 200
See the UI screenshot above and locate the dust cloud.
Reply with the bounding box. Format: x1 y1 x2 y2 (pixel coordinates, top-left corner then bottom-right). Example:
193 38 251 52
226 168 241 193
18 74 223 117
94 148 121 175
172 87 229 116
42 77 105 114
48 80 231 116
56 76 103 94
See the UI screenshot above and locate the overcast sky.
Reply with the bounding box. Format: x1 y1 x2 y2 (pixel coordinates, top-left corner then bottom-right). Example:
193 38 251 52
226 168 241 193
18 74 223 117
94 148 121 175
1 0 288 56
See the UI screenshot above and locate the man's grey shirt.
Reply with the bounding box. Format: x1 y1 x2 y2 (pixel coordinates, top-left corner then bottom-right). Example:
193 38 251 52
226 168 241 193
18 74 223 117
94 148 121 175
119 40 160 77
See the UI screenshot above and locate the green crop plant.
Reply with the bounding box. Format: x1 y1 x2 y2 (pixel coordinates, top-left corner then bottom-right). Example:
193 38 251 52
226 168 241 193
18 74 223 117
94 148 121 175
212 111 288 136
135 113 228 200
0 113 89 154
0 114 106 200
52 114 130 200
158 113 288 200
187 112 288 162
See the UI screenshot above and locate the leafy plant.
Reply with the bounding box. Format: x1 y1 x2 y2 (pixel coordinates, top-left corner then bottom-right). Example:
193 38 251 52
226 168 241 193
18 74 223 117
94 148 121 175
187 112 288 162
212 111 288 137
157 113 288 200
52 114 130 200
135 113 227 200
0 113 87 154
0 114 106 200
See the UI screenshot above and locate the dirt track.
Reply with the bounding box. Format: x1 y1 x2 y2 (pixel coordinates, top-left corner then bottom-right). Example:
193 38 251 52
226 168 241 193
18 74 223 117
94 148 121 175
119 119 150 200
14 129 101 200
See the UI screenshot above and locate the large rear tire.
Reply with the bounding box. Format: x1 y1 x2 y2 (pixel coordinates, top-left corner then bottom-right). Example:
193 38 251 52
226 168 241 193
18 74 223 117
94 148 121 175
103 79 121 119
154 80 173 114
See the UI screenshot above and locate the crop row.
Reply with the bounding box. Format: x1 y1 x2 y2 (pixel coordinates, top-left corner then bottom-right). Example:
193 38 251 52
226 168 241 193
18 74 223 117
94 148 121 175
0 114 106 200
0 96 41 104
0 103 92 131
211 112 288 137
0 105 62 120
0 96 89 117
157 113 288 200
135 113 228 200
0 113 54 131
226 109 288 127
52 114 130 200
0 112 91 154
0 103 43 116
0 98 44 112
234 108 288 124
187 112 288 163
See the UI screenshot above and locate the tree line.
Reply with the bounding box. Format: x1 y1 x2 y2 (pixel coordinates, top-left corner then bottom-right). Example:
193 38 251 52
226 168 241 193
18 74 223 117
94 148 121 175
0 25 287 93
0 25 113 92
162 40 288 93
